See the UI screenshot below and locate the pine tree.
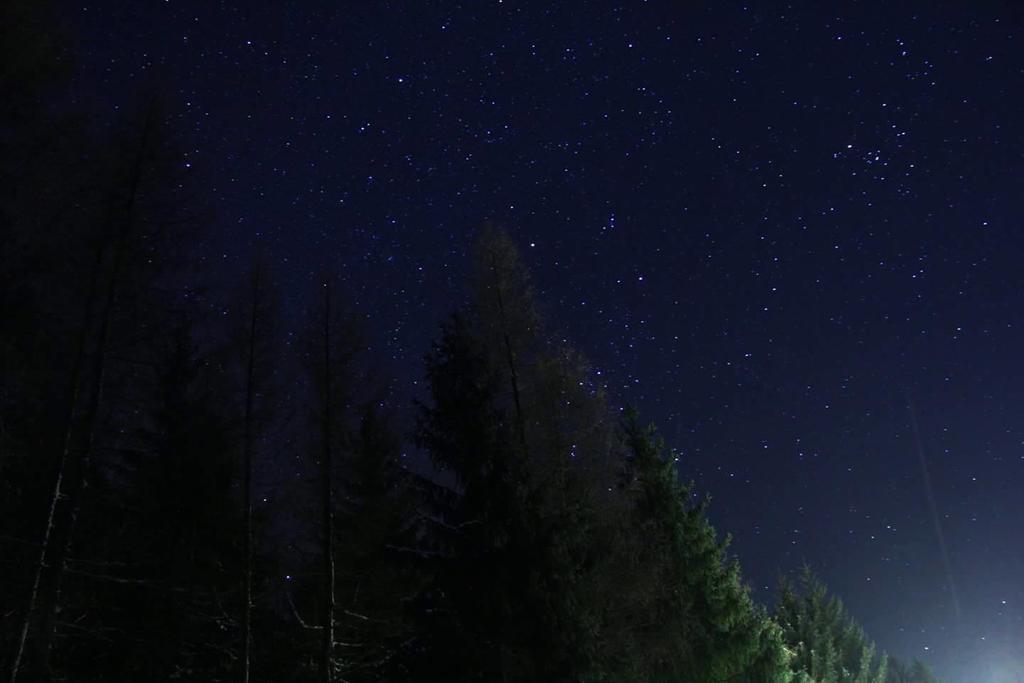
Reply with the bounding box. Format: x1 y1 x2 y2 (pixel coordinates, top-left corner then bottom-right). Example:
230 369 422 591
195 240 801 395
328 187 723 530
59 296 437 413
139 323 240 679
333 405 422 681
885 656 939 683
414 227 795 682
210 256 282 682
318 280 338 683
619 411 792 683
414 311 520 681
278 278 423 682
300 276 364 680
776 567 888 683
236 261 275 683
416 228 626 682
50 317 241 680
7 98 189 682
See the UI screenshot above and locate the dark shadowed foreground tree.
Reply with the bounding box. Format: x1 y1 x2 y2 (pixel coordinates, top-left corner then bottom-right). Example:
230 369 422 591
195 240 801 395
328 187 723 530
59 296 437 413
317 281 337 683
332 405 423 680
239 264 265 683
414 228 794 682
307 278 424 682
28 100 169 679
268 278 424 683
0 1 82 673
2 85 203 679
1 1 88 668
216 256 284 683
50 317 241 680
415 229 624 681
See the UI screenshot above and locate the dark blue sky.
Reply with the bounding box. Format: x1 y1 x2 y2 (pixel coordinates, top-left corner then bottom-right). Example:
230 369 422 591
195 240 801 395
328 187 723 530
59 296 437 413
72 2 1024 679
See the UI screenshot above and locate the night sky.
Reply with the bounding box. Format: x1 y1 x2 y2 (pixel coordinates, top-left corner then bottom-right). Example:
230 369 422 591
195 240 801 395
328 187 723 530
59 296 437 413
69 2 1023 679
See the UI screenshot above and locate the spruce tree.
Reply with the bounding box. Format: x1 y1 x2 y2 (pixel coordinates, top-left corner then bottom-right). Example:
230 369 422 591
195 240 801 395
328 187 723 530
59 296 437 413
416 228 624 682
885 656 939 683
776 567 888 683
416 228 793 682
231 260 281 683
5 94 199 681
333 405 422 681
620 411 792 683
52 319 241 680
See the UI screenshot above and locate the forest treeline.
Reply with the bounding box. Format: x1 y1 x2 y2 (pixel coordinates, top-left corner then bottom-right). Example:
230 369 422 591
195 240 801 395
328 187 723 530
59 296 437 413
1 3 939 682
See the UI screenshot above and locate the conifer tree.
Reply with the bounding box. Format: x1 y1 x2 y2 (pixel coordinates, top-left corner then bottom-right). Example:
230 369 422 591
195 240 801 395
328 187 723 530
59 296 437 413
207 257 282 682
49 317 241 680
415 227 794 682
318 280 338 683
235 261 276 683
8 98 189 682
416 228 625 681
620 412 792 683
284 278 421 682
776 567 888 683
885 656 939 683
333 405 422 681
415 310 523 681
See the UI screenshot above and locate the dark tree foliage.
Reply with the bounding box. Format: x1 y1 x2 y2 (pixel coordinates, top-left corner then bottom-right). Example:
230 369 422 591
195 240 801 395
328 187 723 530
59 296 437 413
412 229 794 682
332 405 424 680
1 32 204 674
52 321 240 680
1 5 90 669
413 311 528 681
415 229 632 682
267 282 425 683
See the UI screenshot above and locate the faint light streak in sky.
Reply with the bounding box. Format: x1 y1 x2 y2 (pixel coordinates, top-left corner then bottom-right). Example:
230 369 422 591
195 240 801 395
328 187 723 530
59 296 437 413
907 392 961 622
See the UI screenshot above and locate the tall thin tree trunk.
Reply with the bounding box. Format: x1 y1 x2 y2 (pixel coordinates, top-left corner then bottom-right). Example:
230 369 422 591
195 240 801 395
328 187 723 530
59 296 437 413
8 244 102 683
11 106 154 683
489 257 526 683
241 267 260 683
321 280 336 683
490 257 528 458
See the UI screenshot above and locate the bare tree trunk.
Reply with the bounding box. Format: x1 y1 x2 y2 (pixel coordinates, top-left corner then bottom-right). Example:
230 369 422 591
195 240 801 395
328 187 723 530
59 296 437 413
11 106 154 683
241 267 261 683
8 245 102 683
489 257 527 683
321 280 336 683
490 256 528 458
